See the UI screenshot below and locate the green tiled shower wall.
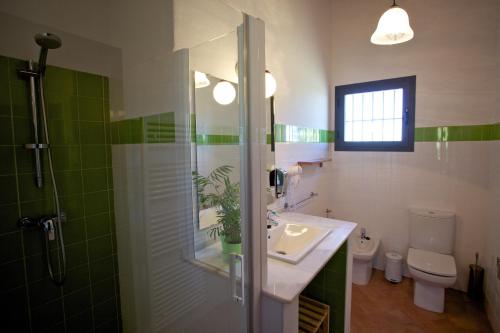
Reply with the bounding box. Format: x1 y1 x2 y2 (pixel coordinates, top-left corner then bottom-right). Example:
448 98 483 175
302 242 347 333
0 55 121 332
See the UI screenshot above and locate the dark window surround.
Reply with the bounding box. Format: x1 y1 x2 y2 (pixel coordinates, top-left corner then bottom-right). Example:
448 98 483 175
334 75 416 152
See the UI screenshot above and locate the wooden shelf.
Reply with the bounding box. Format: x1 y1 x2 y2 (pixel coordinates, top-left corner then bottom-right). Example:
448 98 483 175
297 159 332 168
299 295 330 333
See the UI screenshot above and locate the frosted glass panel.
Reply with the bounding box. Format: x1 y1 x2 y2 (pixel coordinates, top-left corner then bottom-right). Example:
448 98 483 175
344 88 404 142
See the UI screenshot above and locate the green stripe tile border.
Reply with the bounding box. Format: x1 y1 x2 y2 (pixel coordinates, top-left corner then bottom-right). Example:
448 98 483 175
110 114 500 145
414 124 500 142
110 112 175 144
196 134 240 145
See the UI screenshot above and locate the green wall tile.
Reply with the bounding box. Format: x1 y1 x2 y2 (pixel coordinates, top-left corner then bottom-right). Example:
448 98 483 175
159 112 175 143
0 146 15 175
90 255 115 283
0 231 23 264
0 116 13 145
17 172 53 202
0 203 20 234
95 318 119 333
86 213 111 239
77 72 103 99
83 168 108 193
81 145 107 169
49 118 80 145
65 242 89 270
117 119 131 144
22 228 46 256
62 218 86 245
92 277 116 304
25 252 57 283
12 116 33 146
0 175 18 205
64 287 92 317
55 170 83 196
0 259 25 292
103 77 110 101
51 146 81 171
46 95 78 121
130 118 144 144
8 58 29 87
10 83 30 118
63 264 90 294
88 235 112 262
66 309 93 333
30 299 64 332
78 97 104 122
80 121 106 145
145 114 160 143
1 286 30 333
93 297 118 327
45 66 77 97
59 194 85 219
0 56 10 113
84 190 109 215
28 277 62 307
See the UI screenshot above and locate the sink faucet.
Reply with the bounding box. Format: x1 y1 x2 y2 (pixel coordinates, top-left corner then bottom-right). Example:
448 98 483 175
267 210 279 227
360 227 370 240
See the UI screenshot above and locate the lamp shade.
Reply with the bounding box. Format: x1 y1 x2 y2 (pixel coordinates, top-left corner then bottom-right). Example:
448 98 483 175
213 81 236 105
265 71 277 98
194 71 210 88
371 6 414 45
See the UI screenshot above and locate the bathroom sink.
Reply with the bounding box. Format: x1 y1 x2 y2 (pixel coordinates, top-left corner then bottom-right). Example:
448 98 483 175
267 222 331 264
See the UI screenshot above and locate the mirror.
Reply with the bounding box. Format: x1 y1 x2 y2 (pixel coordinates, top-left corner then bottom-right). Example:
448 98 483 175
192 72 240 230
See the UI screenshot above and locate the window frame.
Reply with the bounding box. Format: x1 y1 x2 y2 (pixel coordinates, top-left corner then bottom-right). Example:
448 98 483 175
334 75 416 152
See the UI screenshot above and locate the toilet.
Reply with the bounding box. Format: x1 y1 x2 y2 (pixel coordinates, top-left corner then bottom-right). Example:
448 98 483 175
407 208 457 313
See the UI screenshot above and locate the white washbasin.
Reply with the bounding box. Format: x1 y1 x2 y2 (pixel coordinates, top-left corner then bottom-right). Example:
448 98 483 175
267 222 331 264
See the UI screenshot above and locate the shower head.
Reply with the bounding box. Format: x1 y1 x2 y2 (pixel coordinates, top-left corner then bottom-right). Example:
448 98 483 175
34 33 62 74
35 33 62 49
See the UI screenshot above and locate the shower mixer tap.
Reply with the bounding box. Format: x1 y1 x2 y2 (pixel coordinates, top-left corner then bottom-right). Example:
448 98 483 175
18 213 66 241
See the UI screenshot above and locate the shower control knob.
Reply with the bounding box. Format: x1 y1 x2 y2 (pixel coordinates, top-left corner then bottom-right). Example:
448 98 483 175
18 217 38 228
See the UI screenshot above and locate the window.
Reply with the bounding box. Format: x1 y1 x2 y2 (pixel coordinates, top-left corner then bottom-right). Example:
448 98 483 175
334 76 416 152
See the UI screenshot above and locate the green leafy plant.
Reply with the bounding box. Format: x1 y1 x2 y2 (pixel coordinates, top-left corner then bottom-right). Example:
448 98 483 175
193 165 241 244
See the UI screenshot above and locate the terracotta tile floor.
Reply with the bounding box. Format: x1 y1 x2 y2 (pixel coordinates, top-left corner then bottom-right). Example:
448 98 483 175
351 270 493 333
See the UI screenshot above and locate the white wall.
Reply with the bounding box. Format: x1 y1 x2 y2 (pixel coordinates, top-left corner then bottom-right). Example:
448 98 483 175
329 0 500 291
485 18 500 331
220 0 333 215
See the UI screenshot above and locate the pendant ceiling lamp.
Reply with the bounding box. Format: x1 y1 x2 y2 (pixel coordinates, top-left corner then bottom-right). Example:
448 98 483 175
213 81 236 105
194 71 210 89
371 0 414 45
265 70 277 98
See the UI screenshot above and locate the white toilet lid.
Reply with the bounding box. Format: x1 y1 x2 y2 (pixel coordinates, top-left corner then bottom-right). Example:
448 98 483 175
407 248 456 277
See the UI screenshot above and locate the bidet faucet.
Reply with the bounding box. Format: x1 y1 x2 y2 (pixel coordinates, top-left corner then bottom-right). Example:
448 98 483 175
360 227 369 240
267 210 279 227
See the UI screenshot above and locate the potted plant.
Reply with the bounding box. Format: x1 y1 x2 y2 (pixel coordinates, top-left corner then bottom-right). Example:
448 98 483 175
193 165 241 259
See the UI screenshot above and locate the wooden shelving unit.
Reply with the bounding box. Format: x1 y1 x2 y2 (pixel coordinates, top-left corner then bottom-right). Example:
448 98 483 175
297 158 332 168
299 295 330 333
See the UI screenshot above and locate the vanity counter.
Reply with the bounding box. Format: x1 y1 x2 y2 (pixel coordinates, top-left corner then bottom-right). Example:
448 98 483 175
263 212 356 303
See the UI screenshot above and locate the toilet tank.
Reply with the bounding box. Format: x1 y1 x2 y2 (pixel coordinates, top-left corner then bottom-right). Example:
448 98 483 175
409 208 456 254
